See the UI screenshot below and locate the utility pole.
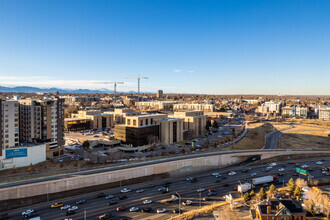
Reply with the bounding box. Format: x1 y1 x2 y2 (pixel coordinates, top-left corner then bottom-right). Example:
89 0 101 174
126 75 149 101
95 82 124 105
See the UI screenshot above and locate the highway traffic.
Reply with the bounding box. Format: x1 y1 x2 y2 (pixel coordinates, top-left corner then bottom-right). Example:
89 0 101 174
3 157 329 220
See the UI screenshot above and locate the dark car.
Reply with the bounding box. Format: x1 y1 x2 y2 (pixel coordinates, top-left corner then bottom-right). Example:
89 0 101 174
76 199 86 205
203 197 212 201
108 200 118 205
208 191 217 196
119 195 128 200
162 181 171 187
0 213 8 220
173 208 183 213
24 212 38 219
223 183 229 187
188 177 198 183
242 169 248 173
96 192 106 198
116 206 126 212
146 184 155 188
66 210 76 216
221 176 226 179
214 178 221 183
141 207 152 213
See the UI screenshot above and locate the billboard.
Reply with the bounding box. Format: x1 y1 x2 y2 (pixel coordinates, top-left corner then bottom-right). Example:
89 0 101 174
5 148 28 159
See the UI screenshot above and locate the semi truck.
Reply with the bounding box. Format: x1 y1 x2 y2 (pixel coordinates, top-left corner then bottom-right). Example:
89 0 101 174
237 176 278 193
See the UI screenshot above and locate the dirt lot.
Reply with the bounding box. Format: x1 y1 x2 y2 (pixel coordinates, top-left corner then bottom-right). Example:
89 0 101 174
220 122 273 151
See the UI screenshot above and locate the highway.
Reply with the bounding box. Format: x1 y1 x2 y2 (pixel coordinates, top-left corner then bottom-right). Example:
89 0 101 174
3 157 329 220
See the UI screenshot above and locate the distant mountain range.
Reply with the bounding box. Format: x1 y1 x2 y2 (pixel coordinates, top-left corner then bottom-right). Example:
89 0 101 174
0 86 139 94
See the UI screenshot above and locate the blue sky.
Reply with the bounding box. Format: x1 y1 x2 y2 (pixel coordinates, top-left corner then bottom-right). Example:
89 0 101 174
0 0 329 95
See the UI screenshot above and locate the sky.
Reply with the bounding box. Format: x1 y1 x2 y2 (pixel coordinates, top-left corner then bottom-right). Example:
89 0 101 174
0 0 329 95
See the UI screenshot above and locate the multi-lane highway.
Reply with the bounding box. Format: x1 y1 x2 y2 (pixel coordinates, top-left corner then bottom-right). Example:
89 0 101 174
3 157 329 220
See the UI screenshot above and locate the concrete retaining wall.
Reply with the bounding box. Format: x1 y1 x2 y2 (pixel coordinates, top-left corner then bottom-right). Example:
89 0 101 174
0 154 246 201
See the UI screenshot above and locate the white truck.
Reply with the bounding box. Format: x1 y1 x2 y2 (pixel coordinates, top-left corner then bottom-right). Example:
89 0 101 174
237 176 278 193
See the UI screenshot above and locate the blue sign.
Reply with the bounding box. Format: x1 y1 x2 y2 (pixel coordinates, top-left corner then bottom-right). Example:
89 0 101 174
5 148 28 159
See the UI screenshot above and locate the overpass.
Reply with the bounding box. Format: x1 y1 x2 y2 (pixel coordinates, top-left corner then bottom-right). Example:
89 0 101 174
0 149 329 201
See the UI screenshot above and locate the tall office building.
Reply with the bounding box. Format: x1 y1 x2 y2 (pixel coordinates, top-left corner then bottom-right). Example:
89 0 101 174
157 90 163 99
0 100 20 155
19 98 64 148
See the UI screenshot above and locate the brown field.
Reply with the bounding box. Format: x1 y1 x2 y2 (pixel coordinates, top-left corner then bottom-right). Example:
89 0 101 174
220 122 273 151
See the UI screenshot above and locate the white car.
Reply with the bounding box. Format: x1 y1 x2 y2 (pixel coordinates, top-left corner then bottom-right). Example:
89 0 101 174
129 207 139 212
251 172 257 176
61 205 70 210
157 208 167 213
121 188 131 193
22 210 34 215
197 188 205 192
228 171 236 176
267 166 273 169
269 163 277 167
136 189 144 193
316 161 323 165
182 200 192 206
278 168 285 172
212 172 220 176
301 164 309 168
143 200 153 204
68 206 78 211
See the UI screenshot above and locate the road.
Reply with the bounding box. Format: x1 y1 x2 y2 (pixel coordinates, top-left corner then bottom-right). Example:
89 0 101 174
4 157 329 220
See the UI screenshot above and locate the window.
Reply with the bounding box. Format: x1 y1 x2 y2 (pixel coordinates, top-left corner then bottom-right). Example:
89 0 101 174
127 119 131 125
145 119 148 125
133 120 136 126
140 120 143 126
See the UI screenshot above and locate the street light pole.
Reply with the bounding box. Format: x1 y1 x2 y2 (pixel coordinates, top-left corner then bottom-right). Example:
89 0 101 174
176 192 181 215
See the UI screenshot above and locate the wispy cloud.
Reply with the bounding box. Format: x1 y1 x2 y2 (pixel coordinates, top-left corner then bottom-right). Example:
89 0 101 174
187 70 195 73
173 69 181 73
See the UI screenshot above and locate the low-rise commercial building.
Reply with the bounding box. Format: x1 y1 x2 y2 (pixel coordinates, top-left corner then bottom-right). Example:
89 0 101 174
155 118 183 145
173 103 214 112
70 110 114 130
319 108 330 121
104 108 140 124
171 111 207 138
135 101 177 110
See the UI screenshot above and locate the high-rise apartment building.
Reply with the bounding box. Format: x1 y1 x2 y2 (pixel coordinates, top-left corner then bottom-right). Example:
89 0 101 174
0 100 19 154
157 90 163 99
19 98 64 148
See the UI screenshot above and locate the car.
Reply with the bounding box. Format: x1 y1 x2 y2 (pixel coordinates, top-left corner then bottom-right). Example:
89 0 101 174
267 166 273 169
221 176 226 179
301 164 309 168
129 207 139 212
66 210 75 216
214 178 221 183
212 172 220 176
146 184 155 188
61 205 71 210
242 169 248 173
119 195 128 200
157 208 167 213
269 163 277 166
203 197 212 201
228 171 236 176
162 181 171 187
173 208 183 213
51 202 64 208
96 192 106 198
278 168 285 172
116 206 126 212
197 188 205 192
68 206 78 211
0 213 8 220
108 200 118 205
136 189 144 193
143 199 153 204
98 213 114 220
182 200 192 206
120 188 131 193
24 212 38 218
293 173 298 176
252 157 257 161
208 192 217 196
223 183 229 187
22 210 34 215
278 173 284 176
141 207 152 213
158 187 168 193
208 189 216 192
316 161 324 165
288 161 294 164
251 172 257 176
215 174 222 178
106 195 115 200
76 199 86 205
186 177 197 182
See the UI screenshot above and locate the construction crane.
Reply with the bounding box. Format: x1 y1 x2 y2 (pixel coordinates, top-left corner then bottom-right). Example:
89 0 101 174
126 75 149 99
94 81 124 104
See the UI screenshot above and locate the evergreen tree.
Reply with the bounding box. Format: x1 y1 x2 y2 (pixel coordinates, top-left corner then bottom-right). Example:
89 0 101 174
259 187 267 199
268 184 276 196
250 190 255 199
294 186 301 197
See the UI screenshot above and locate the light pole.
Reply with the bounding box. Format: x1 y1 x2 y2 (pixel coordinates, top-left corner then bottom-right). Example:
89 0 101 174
176 192 181 215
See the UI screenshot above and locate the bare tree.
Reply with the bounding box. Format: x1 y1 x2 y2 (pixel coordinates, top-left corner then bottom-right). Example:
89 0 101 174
295 178 307 189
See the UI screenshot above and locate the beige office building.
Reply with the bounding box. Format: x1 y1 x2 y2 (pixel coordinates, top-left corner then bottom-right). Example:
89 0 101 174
71 110 114 129
135 101 177 110
0 100 19 152
104 108 140 124
155 118 183 145
173 103 214 112
171 111 207 138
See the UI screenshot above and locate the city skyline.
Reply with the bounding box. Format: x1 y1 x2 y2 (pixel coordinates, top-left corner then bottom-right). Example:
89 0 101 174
1 0 330 95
